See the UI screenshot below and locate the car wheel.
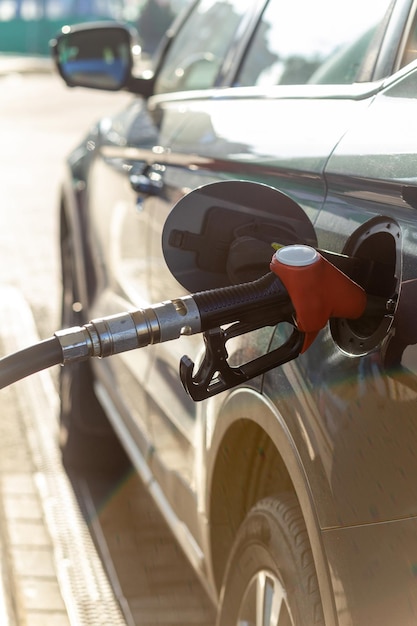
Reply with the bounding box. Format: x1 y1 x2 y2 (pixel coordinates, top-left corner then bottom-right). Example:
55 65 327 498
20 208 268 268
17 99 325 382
217 494 325 626
59 228 128 474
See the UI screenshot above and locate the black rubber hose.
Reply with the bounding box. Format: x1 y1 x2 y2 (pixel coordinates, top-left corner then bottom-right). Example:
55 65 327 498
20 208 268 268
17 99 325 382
0 336 63 389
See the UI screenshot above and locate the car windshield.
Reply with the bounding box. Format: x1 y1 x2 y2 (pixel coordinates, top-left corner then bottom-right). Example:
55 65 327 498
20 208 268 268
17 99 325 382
236 0 394 86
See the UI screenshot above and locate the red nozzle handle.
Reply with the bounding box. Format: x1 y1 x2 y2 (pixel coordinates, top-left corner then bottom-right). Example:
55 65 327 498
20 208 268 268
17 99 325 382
270 245 367 351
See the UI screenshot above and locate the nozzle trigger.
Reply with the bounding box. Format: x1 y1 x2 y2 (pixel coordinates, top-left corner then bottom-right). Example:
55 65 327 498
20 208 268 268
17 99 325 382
180 323 304 401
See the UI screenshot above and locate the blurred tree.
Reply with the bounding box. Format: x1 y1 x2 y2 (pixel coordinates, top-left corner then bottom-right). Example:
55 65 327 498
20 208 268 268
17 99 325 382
137 0 175 55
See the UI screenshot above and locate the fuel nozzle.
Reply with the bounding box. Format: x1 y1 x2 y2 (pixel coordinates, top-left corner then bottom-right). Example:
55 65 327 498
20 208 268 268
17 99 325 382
0 245 389 396
54 270 293 364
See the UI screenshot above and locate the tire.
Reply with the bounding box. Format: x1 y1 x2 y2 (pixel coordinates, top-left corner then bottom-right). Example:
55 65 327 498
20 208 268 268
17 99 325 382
59 226 128 475
217 494 325 626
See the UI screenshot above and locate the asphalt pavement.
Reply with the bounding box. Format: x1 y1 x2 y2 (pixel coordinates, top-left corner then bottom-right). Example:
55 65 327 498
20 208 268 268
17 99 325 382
0 54 127 626
0 54 52 76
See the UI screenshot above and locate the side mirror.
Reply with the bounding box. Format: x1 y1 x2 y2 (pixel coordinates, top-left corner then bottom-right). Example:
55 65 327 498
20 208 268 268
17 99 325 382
50 22 154 96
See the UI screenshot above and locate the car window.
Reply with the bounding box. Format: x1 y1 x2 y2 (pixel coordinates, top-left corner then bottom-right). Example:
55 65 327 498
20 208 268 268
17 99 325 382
399 10 417 69
154 0 253 94
236 0 393 86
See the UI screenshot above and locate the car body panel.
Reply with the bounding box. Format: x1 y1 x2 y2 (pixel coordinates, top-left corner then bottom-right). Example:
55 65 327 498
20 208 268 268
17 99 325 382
83 87 378 549
322 517 417 626
312 61 417 526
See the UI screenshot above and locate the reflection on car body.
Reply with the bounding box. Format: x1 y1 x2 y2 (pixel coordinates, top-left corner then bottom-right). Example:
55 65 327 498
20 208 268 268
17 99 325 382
51 0 417 623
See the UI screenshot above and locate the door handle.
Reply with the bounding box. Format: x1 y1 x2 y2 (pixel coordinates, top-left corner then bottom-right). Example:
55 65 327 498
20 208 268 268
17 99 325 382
129 170 163 195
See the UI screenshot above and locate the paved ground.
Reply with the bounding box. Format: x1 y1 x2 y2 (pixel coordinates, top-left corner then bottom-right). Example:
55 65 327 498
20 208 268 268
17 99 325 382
0 380 73 626
0 53 70 626
0 287 216 626
0 285 128 626
0 55 216 626
0 55 133 338
0 54 52 76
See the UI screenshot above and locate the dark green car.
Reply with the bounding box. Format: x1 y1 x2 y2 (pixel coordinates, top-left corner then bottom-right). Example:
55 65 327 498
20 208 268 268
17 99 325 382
51 1 417 623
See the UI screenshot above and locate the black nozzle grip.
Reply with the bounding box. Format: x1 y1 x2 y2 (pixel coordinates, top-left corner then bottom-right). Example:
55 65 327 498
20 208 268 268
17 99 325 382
193 272 293 330
179 273 298 401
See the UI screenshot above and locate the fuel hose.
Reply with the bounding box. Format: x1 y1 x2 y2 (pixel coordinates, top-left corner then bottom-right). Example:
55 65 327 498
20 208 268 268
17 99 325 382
0 337 63 389
0 272 291 389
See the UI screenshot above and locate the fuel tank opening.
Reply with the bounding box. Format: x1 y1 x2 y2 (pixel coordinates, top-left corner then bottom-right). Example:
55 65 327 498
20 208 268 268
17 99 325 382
330 216 401 356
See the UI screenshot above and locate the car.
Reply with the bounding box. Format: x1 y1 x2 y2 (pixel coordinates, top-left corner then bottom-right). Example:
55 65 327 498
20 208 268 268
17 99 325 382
51 1 417 624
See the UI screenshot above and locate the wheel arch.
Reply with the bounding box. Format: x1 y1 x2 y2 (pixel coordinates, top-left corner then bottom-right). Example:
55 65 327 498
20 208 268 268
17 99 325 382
206 387 337 626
